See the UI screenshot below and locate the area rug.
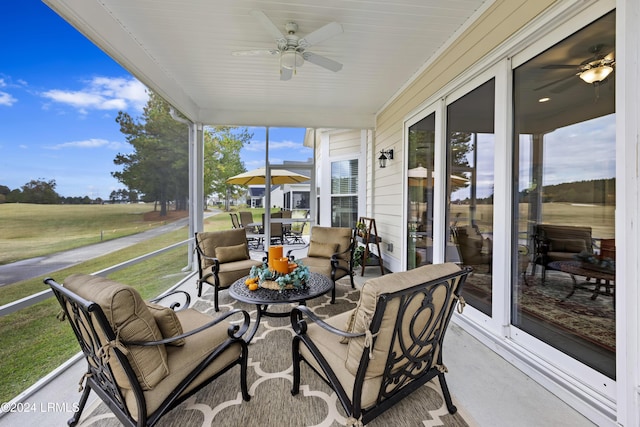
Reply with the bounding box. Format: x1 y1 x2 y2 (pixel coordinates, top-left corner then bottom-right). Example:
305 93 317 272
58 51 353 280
76 279 471 427
464 270 615 352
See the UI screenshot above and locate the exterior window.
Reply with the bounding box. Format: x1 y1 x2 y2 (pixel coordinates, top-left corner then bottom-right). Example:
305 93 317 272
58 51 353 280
512 11 615 378
331 159 358 227
407 113 435 269
446 79 495 317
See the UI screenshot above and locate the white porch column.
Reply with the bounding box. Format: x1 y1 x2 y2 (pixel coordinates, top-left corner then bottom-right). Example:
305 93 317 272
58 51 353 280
187 123 204 270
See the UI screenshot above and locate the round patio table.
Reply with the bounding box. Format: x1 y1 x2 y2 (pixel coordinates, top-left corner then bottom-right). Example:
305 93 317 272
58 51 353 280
548 260 615 305
229 272 333 343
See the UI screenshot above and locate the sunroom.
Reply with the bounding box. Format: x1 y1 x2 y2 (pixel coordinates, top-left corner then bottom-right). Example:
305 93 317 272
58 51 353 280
22 0 640 425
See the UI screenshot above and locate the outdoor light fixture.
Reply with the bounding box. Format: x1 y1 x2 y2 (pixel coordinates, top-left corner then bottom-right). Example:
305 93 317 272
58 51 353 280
281 50 304 70
378 149 394 168
579 65 613 84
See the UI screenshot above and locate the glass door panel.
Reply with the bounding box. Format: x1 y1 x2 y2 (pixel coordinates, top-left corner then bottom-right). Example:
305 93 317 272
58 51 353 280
445 79 495 316
407 113 435 269
512 11 615 378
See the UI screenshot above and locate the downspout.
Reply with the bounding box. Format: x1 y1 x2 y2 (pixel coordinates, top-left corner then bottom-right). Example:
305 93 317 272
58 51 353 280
170 107 204 271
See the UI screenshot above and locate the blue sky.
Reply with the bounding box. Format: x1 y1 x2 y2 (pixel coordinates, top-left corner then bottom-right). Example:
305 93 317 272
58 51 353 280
0 1 310 198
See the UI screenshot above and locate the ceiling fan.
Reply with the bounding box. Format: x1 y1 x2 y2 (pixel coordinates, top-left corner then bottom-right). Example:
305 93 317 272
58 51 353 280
232 10 343 81
534 45 615 93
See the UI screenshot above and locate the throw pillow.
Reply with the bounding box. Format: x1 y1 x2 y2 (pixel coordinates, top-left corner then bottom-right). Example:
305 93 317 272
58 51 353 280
63 274 169 390
216 243 249 263
308 241 338 258
146 302 185 346
549 238 587 253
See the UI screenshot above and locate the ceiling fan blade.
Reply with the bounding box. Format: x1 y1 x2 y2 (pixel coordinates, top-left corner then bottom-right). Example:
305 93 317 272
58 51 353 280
542 64 579 69
533 73 577 91
232 49 279 57
250 10 286 42
303 52 343 72
299 22 343 47
280 67 293 81
550 77 581 94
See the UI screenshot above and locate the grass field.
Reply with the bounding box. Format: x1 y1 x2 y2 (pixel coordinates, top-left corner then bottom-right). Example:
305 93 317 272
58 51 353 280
0 203 183 265
0 204 252 403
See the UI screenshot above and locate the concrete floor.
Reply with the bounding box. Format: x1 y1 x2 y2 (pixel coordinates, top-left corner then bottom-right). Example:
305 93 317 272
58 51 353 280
0 249 595 427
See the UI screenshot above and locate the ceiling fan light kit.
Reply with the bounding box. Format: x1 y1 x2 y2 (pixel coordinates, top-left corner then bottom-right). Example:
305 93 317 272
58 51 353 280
579 65 614 84
234 10 343 80
281 50 304 70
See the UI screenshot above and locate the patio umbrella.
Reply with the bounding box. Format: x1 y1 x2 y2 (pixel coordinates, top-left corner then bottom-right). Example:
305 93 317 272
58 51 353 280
226 167 310 186
408 165 469 186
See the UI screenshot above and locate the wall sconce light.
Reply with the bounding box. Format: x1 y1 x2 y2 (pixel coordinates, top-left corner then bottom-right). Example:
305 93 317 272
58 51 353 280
378 149 394 168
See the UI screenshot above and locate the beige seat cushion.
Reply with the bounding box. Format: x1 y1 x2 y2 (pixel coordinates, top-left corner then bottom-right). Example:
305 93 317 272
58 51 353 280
123 308 243 421
344 263 461 377
63 274 169 390
299 311 383 409
146 302 185 346
297 256 349 281
201 258 263 288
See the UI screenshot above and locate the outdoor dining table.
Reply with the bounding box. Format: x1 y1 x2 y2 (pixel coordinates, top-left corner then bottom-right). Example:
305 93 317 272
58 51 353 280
228 272 333 343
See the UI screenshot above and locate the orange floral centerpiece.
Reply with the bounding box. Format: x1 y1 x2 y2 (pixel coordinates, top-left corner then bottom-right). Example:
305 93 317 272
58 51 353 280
249 257 310 291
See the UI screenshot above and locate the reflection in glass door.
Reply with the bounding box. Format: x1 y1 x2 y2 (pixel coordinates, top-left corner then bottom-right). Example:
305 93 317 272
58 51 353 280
512 11 616 379
445 79 495 316
407 114 435 269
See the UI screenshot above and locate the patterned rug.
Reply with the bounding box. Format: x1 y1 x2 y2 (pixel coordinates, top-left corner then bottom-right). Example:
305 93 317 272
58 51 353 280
464 270 615 352
76 279 471 427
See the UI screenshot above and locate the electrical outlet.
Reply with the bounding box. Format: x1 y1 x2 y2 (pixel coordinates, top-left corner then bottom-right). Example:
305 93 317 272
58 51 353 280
387 243 393 252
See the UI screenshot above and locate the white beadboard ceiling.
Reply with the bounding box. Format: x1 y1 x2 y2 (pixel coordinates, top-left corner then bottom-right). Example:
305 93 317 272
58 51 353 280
43 0 489 128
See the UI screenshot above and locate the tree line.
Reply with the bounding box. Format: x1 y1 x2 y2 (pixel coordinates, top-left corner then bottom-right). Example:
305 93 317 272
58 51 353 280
0 91 252 214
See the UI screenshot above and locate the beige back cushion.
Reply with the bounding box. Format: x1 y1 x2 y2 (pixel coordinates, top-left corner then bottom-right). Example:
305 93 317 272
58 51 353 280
146 302 185 346
197 229 250 268
64 274 169 390
309 226 352 259
216 243 250 263
307 241 338 258
345 263 461 377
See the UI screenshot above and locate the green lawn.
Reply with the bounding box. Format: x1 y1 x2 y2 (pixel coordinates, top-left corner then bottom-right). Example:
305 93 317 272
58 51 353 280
0 203 179 265
0 204 258 403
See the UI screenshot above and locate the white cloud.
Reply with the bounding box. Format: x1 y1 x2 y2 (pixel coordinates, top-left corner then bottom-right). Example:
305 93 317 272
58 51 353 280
45 138 126 151
0 91 17 106
41 76 148 113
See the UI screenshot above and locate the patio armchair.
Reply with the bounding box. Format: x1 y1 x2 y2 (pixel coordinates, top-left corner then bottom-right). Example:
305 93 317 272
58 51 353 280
287 226 355 303
239 211 258 231
290 263 471 425
450 225 492 274
285 221 306 245
44 274 251 427
195 229 263 311
532 224 594 283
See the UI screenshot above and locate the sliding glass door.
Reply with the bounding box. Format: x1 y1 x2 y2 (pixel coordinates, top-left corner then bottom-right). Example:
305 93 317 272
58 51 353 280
512 11 616 379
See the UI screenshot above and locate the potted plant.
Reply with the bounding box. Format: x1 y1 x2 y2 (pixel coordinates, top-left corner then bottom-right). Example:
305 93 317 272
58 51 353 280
352 245 366 268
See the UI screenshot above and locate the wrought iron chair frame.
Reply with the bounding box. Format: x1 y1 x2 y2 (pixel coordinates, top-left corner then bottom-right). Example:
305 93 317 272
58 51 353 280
45 277 251 427
290 266 471 425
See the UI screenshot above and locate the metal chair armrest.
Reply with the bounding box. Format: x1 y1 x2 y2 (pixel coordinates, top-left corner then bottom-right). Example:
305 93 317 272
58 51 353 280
149 290 191 311
290 305 364 338
125 308 251 345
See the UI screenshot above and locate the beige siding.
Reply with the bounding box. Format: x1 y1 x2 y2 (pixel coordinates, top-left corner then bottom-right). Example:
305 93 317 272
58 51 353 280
328 129 361 157
372 0 556 269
